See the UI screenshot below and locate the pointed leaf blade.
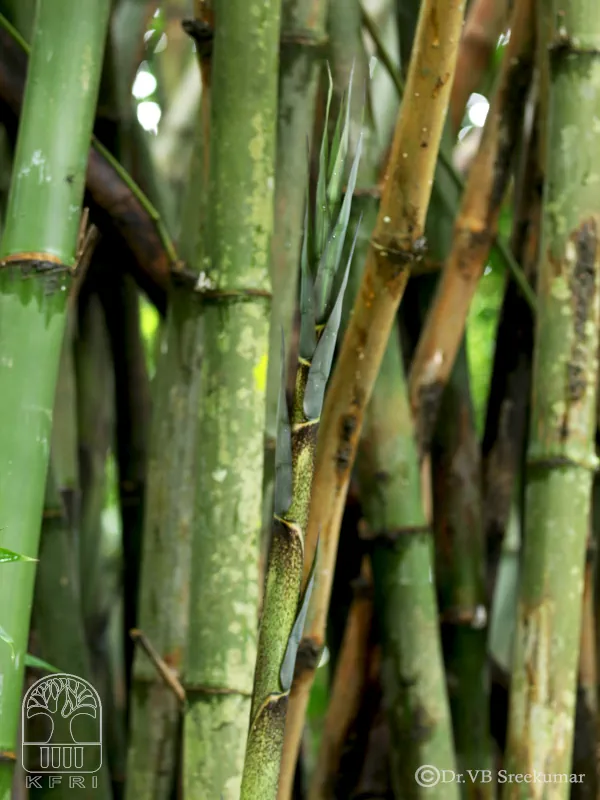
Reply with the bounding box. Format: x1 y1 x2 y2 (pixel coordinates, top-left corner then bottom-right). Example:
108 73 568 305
280 539 320 692
327 62 355 207
314 132 364 321
299 214 317 360
25 653 62 674
304 218 362 420
0 546 37 564
315 65 333 259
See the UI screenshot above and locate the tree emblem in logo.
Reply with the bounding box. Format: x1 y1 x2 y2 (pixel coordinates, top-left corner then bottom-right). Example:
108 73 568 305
22 674 102 773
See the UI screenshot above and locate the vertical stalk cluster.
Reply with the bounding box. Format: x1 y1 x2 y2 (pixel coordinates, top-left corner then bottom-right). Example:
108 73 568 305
0 2 110 796
241 77 362 800
282 0 466 782
503 2 600 795
127 15 212 790
183 1 281 797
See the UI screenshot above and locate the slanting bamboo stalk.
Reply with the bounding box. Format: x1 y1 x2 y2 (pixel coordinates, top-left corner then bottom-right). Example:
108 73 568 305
308 564 373 800
449 0 510 132
183 1 281 796
408 0 535 455
502 3 600 793
0 2 109 795
127 14 212 791
282 0 465 784
242 75 362 800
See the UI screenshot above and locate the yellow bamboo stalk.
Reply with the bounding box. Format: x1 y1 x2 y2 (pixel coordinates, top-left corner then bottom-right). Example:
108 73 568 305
408 0 535 455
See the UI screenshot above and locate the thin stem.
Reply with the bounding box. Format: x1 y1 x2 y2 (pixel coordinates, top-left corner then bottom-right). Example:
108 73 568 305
130 629 186 705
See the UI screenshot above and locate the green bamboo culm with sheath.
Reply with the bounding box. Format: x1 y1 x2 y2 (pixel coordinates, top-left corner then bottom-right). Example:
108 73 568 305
182 0 282 797
241 73 362 799
0 0 110 796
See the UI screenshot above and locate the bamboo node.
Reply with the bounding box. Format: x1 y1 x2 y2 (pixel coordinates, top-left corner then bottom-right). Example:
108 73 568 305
371 234 428 269
358 522 431 546
181 18 213 59
526 453 599 473
440 605 488 629
293 637 323 680
279 29 328 51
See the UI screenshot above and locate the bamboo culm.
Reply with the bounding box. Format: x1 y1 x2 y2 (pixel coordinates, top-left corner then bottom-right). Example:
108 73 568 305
0 2 110 795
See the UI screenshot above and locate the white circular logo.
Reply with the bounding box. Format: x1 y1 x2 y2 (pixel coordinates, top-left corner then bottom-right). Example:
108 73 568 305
415 765 441 788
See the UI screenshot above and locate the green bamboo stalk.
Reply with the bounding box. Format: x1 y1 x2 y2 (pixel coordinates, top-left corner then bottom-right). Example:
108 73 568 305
127 8 213 793
0 1 109 794
357 322 459 800
503 2 600 795
73 281 122 796
126 83 208 800
241 77 362 800
182 2 281 796
29 316 111 800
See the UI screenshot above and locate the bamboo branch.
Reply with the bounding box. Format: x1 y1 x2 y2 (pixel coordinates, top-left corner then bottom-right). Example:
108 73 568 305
130 629 186 705
282 0 466 791
408 0 535 456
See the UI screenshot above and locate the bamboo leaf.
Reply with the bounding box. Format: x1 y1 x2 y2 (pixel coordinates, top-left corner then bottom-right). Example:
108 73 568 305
299 214 317 361
304 218 361 420
314 132 364 320
315 66 333 258
327 62 354 207
25 653 62 673
0 624 15 660
0 546 37 564
279 540 319 693
274 333 293 517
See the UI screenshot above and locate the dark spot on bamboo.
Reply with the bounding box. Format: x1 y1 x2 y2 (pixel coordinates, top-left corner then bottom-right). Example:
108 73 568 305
181 19 214 60
410 704 434 743
269 518 304 598
571 220 597 342
416 380 445 456
293 636 322 680
335 412 358 474
491 53 534 211
567 218 598 403
65 173 74 185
